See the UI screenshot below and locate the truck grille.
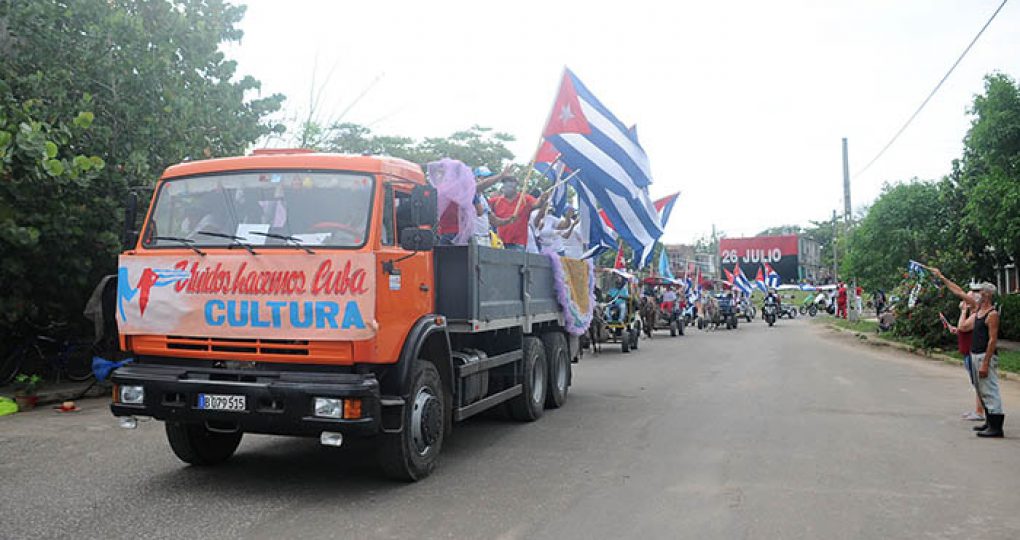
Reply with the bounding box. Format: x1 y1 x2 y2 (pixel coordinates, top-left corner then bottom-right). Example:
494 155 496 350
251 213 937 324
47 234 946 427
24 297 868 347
166 336 310 355
129 335 353 364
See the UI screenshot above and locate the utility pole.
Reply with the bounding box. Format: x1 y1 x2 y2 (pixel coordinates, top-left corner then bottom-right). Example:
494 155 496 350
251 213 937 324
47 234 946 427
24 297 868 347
711 223 719 279
842 137 852 223
832 209 838 284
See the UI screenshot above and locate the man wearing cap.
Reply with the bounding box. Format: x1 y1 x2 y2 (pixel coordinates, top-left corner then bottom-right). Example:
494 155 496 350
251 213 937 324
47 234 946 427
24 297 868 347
930 267 1005 438
489 176 540 251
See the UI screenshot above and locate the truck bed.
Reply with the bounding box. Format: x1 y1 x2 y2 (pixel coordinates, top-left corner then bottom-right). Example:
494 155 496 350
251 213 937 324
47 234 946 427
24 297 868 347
434 244 561 333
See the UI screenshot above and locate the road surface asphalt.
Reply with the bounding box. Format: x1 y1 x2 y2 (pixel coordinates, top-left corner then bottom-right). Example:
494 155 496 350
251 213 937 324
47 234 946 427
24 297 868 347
2 318 1019 539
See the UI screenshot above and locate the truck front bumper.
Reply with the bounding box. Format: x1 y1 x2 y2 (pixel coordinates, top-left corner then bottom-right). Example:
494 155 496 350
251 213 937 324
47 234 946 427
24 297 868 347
110 364 397 437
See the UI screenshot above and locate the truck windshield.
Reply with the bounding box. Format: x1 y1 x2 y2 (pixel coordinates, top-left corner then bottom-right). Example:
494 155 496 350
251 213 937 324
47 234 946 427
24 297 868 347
143 171 374 249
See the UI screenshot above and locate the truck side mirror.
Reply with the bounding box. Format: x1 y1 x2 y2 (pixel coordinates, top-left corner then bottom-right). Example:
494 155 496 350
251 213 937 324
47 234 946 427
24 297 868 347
399 227 435 252
410 184 437 228
122 191 139 249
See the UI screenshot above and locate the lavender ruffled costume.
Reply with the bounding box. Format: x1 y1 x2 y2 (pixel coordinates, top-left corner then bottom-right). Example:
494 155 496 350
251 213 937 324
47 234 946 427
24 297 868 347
427 158 476 245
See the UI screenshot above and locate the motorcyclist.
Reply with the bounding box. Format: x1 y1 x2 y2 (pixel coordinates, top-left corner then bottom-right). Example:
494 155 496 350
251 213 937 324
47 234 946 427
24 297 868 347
764 288 781 311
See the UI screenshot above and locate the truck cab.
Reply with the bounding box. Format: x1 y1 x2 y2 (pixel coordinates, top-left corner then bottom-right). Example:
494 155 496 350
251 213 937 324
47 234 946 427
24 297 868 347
109 151 579 480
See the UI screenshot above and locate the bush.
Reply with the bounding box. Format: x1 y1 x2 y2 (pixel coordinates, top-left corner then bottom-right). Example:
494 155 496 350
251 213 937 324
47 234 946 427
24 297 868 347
890 275 958 350
998 294 1020 341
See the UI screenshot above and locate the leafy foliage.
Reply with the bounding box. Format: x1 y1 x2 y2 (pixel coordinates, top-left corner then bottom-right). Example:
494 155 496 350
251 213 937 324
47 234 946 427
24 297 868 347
890 274 958 350
998 293 1020 341
302 122 516 174
0 0 284 338
843 181 960 291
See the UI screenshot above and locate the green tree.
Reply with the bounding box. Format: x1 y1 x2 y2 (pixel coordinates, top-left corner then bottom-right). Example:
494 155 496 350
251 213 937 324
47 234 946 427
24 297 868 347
0 0 283 337
959 73 1020 266
843 181 958 290
308 122 516 174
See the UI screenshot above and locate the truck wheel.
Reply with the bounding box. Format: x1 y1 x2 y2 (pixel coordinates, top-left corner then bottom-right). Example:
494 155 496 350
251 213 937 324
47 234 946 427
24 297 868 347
165 422 242 466
630 324 640 350
621 332 631 353
379 360 445 481
541 332 570 409
509 337 547 421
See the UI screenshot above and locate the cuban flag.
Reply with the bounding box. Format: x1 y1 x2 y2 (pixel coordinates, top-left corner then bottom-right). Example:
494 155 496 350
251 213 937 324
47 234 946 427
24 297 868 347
535 140 570 216
575 176 617 259
907 259 926 276
753 266 768 292
542 68 664 267
655 192 680 228
727 266 753 295
764 262 781 288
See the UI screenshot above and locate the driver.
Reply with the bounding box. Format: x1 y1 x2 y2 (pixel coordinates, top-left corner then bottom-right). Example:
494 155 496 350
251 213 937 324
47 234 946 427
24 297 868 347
661 285 679 314
607 276 630 323
764 288 781 311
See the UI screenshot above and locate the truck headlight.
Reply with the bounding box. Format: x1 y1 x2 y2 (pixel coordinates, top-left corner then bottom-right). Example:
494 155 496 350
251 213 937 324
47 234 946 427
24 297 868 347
120 385 145 405
314 397 343 419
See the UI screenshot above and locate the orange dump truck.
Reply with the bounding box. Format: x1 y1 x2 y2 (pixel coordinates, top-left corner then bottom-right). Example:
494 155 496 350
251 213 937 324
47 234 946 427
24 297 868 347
107 150 581 480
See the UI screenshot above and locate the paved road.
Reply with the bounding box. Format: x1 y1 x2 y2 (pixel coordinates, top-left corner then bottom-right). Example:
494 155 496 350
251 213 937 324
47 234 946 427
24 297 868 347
3 319 1020 539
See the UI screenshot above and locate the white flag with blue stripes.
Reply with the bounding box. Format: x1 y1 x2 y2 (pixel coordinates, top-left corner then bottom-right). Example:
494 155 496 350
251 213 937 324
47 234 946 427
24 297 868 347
541 68 664 267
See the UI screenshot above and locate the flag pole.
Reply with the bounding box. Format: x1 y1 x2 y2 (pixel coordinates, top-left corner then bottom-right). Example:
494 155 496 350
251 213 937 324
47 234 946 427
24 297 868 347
515 67 570 216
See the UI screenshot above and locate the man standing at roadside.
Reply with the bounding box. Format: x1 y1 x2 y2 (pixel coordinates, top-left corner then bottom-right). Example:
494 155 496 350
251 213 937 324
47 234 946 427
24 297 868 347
930 267 1005 438
836 282 848 319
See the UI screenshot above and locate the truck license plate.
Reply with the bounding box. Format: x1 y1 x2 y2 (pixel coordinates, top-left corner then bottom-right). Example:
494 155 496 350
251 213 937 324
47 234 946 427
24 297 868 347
198 393 246 412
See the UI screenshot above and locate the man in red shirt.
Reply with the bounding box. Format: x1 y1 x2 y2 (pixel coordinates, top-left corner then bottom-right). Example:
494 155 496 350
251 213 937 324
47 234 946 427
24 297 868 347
489 176 548 251
836 282 848 319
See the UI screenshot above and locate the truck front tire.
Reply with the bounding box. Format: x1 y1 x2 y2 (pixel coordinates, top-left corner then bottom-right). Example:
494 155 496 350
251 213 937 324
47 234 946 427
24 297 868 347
165 422 242 466
379 360 445 481
509 337 546 421
541 331 570 409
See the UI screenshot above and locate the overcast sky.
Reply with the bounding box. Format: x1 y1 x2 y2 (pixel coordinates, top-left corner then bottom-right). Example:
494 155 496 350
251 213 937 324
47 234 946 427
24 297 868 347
226 0 1019 244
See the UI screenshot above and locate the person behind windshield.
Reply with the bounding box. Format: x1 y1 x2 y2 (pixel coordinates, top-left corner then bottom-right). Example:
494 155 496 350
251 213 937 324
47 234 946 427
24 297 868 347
181 196 222 240
606 276 630 323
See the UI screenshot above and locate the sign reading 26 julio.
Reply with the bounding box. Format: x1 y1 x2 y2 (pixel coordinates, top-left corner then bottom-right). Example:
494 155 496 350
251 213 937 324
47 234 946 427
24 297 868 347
116 253 376 341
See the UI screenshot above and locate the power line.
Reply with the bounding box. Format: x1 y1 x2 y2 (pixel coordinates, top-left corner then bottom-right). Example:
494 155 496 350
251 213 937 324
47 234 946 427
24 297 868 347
853 0 1009 179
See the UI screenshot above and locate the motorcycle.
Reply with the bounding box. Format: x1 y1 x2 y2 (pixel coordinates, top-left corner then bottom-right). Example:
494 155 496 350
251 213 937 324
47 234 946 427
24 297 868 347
738 298 756 323
780 304 798 319
763 296 778 327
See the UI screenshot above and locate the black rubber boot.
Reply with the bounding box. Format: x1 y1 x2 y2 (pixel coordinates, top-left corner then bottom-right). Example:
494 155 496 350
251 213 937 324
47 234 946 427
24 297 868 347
976 414 1004 438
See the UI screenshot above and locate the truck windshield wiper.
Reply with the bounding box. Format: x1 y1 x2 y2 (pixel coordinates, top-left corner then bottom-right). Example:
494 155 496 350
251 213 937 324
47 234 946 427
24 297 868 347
196 231 258 255
249 232 315 254
153 236 206 256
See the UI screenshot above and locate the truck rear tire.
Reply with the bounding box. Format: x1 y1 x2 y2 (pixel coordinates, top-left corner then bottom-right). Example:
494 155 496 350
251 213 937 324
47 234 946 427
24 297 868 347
165 422 242 466
509 337 547 421
379 360 444 481
621 333 631 353
541 331 570 409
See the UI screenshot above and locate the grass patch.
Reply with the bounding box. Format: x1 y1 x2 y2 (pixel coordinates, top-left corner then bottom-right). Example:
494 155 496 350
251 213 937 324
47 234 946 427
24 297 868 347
829 318 879 334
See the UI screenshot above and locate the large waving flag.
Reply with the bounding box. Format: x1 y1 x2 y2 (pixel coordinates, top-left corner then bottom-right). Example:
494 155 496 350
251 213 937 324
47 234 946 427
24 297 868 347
575 176 617 259
542 68 664 267
764 262 781 288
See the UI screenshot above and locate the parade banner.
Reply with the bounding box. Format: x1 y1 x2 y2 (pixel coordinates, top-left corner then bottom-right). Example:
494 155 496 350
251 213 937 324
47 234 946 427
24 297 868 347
116 253 376 340
719 235 799 285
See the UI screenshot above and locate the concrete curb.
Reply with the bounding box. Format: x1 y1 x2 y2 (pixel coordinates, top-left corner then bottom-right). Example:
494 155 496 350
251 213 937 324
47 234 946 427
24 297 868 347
824 324 1013 381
